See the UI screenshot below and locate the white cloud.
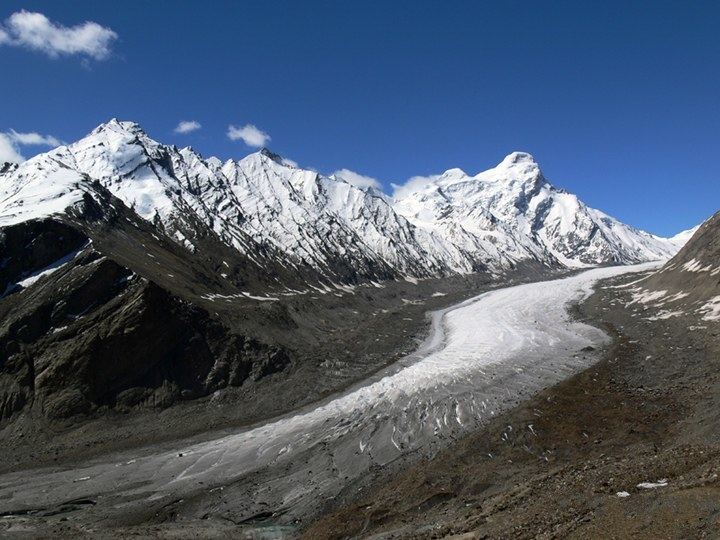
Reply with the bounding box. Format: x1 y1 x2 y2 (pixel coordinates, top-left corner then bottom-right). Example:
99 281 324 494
0 134 24 163
227 124 271 148
0 129 63 163
8 129 61 146
391 174 439 199
281 157 298 168
332 168 383 190
174 120 201 134
0 10 117 60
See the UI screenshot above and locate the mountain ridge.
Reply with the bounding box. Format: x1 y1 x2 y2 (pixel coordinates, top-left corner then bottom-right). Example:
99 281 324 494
0 120 690 288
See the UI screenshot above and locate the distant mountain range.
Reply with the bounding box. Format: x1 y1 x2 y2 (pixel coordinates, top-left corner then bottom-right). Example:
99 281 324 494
1 120 691 292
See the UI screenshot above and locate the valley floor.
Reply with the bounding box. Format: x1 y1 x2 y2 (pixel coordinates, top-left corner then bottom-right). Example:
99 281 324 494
307 270 720 539
3 266 718 539
0 270 512 474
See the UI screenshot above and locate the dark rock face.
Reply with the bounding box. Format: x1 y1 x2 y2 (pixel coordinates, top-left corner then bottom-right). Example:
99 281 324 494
0 217 293 422
54 282 288 418
0 219 87 296
0 163 17 175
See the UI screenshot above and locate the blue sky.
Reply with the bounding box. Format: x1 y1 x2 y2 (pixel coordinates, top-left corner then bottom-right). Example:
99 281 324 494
0 1 718 235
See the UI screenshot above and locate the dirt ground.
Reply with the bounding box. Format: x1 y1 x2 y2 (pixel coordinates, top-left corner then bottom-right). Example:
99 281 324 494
305 270 720 539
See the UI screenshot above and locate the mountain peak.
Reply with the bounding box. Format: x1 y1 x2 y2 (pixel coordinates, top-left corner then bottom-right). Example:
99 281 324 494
0 120 686 277
499 151 536 167
90 118 148 138
258 147 286 164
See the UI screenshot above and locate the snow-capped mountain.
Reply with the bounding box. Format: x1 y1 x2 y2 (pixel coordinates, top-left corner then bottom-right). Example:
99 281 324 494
393 152 679 268
3 120 479 282
667 225 701 249
0 120 697 423
0 120 686 287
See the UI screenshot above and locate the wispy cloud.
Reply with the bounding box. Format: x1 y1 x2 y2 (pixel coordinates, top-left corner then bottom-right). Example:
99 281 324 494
174 120 201 134
227 124 271 148
0 129 63 163
391 174 439 199
0 134 24 164
0 10 117 60
281 157 298 168
7 129 61 147
332 168 382 190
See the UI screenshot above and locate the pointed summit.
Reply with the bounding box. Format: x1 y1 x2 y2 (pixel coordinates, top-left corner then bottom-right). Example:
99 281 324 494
254 147 300 169
256 147 290 166
498 151 537 167
91 118 145 134
89 118 148 138
439 167 469 179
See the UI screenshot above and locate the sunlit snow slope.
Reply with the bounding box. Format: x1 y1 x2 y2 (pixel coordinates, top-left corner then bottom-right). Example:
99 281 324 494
393 152 678 268
0 120 686 284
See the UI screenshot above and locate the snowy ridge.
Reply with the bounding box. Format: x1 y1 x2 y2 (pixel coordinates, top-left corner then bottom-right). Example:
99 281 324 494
0 154 90 227
0 121 688 283
393 152 679 268
667 225 701 248
58 120 474 278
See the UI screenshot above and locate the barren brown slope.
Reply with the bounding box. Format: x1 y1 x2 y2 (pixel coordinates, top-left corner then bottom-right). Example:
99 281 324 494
637 211 720 318
305 269 720 539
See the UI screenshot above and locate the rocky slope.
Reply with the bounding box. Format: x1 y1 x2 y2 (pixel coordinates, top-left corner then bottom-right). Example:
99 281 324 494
0 188 293 422
618 213 718 323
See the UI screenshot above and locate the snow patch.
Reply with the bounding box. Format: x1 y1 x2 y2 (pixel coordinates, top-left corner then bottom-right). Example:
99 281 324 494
698 296 720 321
2 246 84 297
628 288 667 305
637 479 668 489
681 259 709 272
645 310 684 321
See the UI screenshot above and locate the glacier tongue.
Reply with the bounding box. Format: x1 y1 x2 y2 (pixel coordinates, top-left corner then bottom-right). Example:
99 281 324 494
0 121 685 283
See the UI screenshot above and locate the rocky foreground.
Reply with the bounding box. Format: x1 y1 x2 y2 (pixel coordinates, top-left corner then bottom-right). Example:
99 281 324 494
306 268 720 539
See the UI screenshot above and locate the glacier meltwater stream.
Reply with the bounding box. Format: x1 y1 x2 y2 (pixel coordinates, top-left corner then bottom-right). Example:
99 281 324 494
0 263 658 528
